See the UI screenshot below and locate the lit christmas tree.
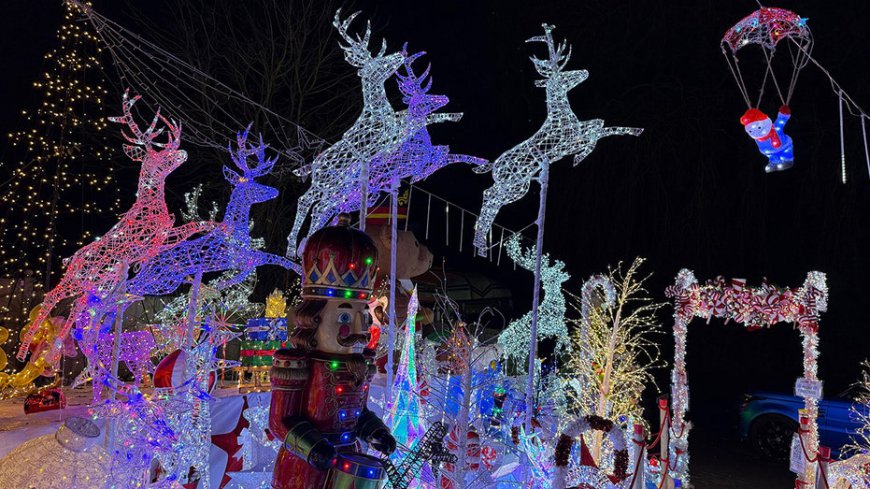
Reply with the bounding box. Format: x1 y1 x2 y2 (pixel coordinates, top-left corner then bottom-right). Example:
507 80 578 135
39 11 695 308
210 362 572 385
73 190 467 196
0 1 118 348
386 287 426 447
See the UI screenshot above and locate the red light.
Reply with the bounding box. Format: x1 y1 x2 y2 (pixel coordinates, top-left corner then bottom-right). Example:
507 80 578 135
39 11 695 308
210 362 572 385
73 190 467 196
343 462 351 470
336 386 344 394
359 293 366 299
349 263 355 269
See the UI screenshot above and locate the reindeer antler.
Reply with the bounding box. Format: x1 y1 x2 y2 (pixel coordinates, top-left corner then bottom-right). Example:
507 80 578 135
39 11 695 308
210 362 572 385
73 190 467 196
227 124 277 179
526 24 572 78
109 90 182 161
397 43 432 100
333 9 386 68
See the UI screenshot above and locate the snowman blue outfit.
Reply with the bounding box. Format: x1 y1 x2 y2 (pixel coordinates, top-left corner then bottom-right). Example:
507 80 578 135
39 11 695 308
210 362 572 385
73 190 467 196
740 106 793 173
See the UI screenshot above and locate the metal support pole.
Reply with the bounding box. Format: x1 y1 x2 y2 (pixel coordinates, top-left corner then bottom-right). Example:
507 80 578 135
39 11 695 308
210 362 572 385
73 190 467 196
524 162 549 433
385 182 399 408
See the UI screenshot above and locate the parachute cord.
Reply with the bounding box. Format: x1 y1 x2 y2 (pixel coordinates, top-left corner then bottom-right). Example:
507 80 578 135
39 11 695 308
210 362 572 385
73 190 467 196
787 37 868 119
840 91 847 184
760 48 786 107
722 47 752 108
785 35 812 104
862 116 870 180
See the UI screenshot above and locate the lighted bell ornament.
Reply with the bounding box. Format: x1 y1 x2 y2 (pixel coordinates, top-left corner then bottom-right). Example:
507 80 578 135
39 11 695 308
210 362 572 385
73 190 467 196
740 105 794 172
0 417 112 488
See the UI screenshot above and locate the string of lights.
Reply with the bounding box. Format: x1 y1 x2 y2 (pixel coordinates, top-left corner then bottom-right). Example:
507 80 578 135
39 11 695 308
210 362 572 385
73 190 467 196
0 1 120 367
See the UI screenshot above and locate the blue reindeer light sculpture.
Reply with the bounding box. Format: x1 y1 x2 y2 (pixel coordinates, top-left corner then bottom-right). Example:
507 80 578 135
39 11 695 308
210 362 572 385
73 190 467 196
128 127 299 300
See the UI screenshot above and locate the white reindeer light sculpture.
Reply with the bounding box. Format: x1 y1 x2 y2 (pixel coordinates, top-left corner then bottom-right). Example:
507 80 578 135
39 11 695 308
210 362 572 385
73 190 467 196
473 24 642 255
475 24 642 432
286 10 405 257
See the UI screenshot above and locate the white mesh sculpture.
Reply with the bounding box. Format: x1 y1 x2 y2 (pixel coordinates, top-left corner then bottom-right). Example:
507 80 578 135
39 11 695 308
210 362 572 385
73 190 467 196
497 234 570 369
286 10 406 256
473 24 642 255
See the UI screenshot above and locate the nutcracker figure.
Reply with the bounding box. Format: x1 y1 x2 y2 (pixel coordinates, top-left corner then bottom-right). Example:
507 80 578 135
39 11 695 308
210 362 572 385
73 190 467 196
270 214 396 489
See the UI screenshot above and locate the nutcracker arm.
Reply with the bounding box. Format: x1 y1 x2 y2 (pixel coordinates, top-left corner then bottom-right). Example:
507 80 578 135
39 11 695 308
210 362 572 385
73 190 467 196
357 408 396 455
268 348 308 440
284 417 337 470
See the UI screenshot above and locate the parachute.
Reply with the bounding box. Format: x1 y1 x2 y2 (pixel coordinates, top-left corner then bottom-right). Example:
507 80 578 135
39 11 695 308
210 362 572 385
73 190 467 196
721 7 812 109
721 7 813 173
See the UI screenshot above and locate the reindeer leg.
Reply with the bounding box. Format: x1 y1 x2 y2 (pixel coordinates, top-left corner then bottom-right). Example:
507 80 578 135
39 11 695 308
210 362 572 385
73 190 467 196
162 221 219 248
425 113 463 125
571 126 642 166
17 286 66 360
255 251 302 275
287 188 318 257
474 180 531 257
211 269 251 291
474 186 504 257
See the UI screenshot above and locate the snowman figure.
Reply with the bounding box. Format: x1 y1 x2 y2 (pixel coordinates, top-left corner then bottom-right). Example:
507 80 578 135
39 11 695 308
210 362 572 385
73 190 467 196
740 105 793 173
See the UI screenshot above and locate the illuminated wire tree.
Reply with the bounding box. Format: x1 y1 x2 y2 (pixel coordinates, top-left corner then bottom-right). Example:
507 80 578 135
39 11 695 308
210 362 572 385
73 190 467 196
0 1 119 342
565 257 665 462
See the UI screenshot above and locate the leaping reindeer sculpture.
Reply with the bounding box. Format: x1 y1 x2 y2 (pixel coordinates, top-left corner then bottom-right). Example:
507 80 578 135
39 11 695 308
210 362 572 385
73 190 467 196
127 127 299 298
17 92 215 363
286 10 406 257
473 24 642 256
331 46 487 219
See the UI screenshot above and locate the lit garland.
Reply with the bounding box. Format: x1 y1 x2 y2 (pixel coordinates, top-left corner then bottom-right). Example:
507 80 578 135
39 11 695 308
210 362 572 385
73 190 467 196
497 234 570 369
553 415 628 489
473 24 642 255
286 9 405 256
17 91 216 364
0 0 119 369
664 269 828 485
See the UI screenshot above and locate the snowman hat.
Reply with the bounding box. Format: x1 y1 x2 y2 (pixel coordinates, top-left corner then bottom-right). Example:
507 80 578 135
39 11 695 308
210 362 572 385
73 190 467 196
740 108 768 126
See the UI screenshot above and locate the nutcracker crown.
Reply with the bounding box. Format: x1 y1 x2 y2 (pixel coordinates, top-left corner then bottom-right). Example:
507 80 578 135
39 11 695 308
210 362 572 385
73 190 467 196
301 213 379 302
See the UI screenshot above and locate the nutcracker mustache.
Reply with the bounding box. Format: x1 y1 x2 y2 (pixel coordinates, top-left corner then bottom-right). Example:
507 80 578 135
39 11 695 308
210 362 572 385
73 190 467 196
346 353 368 386
337 332 370 347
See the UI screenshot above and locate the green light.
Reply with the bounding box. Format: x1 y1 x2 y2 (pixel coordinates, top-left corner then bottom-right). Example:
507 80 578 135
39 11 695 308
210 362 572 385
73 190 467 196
330 360 339 371
364 256 373 265
343 289 353 298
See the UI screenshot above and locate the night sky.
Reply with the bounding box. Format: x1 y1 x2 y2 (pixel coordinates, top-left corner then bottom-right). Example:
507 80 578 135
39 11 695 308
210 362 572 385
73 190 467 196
1 0 868 427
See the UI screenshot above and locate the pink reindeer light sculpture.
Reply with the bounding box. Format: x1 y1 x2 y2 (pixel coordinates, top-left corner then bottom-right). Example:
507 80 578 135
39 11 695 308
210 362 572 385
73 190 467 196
18 92 214 363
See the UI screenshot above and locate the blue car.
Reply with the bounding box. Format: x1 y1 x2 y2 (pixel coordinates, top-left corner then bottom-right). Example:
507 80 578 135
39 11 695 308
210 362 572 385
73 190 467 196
739 389 868 460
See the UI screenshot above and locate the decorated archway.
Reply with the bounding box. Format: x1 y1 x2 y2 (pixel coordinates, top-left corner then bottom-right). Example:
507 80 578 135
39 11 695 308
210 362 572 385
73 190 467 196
664 269 828 486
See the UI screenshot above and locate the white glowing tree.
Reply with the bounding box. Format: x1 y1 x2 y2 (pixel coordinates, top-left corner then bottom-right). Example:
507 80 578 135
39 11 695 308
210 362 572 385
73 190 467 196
566 258 665 462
